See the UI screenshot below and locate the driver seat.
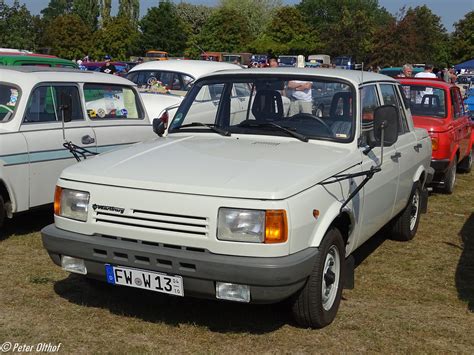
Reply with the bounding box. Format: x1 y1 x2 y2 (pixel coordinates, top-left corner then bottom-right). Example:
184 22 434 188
252 90 284 122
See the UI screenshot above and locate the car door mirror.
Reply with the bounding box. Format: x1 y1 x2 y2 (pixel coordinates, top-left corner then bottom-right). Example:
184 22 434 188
59 92 73 123
373 105 399 147
153 118 166 137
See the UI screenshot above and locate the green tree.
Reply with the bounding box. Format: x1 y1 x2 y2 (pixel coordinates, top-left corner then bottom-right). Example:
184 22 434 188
0 1 37 50
139 1 188 56
194 7 251 53
100 0 111 23
41 0 73 22
450 11 474 64
72 0 100 31
42 14 90 59
91 16 140 60
250 6 319 55
176 2 213 36
219 0 281 38
117 0 139 27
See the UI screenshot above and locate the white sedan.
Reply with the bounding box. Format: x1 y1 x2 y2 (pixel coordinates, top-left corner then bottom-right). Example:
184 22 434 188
125 60 242 121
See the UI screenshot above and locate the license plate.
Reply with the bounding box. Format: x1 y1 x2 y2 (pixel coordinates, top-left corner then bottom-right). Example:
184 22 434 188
105 264 184 296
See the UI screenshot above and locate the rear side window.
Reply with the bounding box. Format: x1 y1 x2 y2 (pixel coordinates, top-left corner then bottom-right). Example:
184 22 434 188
0 84 20 122
83 84 143 120
24 85 82 123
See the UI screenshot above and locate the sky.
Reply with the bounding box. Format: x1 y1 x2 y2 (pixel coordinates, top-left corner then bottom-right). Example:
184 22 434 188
4 0 474 32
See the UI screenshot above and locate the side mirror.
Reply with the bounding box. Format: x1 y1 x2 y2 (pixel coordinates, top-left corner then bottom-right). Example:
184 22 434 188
59 92 73 123
373 105 399 147
152 110 169 137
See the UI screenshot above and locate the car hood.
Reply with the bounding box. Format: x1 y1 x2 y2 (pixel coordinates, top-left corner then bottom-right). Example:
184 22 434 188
61 135 360 200
140 92 183 119
412 115 449 133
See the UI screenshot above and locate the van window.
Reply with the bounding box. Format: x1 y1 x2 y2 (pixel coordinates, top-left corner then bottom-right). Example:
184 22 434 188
83 84 143 120
24 85 82 123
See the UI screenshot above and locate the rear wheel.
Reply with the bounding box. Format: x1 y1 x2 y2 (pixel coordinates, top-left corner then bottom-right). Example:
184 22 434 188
442 156 457 194
458 148 473 173
390 183 421 241
291 228 344 328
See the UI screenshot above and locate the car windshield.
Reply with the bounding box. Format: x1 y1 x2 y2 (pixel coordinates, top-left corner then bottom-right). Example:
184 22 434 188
279 57 296 66
402 85 447 118
0 84 20 122
169 75 354 142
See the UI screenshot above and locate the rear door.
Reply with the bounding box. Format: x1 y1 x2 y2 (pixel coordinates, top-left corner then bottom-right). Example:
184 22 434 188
20 84 96 208
82 83 154 154
451 87 471 159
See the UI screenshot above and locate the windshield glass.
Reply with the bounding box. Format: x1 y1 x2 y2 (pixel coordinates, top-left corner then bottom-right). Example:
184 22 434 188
0 84 20 122
169 75 355 142
402 85 446 118
279 57 296 66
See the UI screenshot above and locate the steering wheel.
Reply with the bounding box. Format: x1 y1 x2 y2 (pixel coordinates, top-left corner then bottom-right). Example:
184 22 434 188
291 113 332 135
0 104 13 113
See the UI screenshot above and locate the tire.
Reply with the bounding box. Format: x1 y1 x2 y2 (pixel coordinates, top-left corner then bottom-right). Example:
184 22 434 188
458 148 473 173
0 195 5 230
390 183 421 241
291 228 345 328
442 156 457 194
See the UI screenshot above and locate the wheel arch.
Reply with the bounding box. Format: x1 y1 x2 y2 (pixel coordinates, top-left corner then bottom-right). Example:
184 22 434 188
0 178 16 214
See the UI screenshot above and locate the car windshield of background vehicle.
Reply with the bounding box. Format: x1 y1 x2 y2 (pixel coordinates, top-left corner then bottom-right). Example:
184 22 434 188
83 84 142 120
128 70 194 96
0 84 20 122
402 85 447 118
169 76 354 142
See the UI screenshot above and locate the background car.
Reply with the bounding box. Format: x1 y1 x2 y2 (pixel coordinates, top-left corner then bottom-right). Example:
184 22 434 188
125 60 242 122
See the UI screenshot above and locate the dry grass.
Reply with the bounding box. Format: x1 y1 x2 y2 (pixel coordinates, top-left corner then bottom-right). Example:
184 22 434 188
0 171 473 354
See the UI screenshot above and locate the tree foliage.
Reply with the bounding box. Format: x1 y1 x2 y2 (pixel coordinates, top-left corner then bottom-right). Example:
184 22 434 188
249 6 319 55
450 11 474 64
42 14 90 59
0 1 37 50
139 1 188 56
72 0 100 31
176 2 213 36
40 0 73 22
90 16 140 60
195 7 251 53
100 0 111 23
117 0 139 27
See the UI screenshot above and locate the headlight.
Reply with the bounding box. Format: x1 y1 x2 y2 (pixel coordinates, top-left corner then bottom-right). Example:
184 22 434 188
54 186 90 222
217 208 287 243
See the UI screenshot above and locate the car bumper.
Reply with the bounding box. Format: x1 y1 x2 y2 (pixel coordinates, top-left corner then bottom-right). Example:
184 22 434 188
41 224 319 304
430 159 450 173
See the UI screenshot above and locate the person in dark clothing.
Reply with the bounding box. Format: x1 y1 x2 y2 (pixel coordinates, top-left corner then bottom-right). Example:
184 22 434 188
100 55 117 75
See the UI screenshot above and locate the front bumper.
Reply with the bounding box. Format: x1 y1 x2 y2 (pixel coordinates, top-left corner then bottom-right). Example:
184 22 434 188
42 224 319 303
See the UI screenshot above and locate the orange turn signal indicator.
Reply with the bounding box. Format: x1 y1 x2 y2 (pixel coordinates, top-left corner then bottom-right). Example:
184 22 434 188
431 137 438 151
265 210 288 243
54 186 62 215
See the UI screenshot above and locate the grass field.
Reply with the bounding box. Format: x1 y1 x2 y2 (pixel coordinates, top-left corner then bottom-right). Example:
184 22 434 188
0 171 473 353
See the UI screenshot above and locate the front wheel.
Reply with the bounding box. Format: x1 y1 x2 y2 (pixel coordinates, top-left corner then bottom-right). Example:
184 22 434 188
442 156 457 194
390 183 421 241
291 228 345 328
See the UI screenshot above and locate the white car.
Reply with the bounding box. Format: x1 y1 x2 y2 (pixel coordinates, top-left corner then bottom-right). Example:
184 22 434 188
42 68 434 328
0 66 155 228
125 60 242 121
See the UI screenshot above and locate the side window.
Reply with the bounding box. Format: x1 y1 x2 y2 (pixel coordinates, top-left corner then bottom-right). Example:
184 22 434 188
24 85 82 123
181 75 194 90
451 88 461 119
360 85 380 145
83 84 143 120
380 84 406 134
395 85 410 133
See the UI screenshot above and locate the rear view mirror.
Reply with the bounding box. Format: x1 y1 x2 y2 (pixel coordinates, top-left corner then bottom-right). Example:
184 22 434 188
373 105 399 147
59 92 72 123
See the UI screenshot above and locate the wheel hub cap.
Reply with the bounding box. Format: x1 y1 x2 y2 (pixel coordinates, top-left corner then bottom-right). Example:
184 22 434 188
321 245 340 311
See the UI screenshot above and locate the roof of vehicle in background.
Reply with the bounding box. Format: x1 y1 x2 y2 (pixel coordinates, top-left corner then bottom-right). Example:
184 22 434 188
128 60 242 79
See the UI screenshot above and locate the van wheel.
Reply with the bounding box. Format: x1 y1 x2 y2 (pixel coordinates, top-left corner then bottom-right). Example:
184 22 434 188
390 183 421 241
0 196 5 229
458 149 472 173
442 156 457 194
291 228 344 328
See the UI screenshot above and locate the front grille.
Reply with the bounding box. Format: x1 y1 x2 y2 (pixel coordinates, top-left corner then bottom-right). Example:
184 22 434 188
93 208 209 236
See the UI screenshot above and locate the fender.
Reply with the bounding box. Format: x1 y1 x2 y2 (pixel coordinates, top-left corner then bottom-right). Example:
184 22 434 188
412 165 426 186
308 201 355 251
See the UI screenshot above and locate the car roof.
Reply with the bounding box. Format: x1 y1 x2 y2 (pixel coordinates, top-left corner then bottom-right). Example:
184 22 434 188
128 60 242 79
397 77 453 89
0 66 134 86
198 68 397 85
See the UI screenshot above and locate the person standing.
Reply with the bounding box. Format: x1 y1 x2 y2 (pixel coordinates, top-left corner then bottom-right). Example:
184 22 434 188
400 64 413 77
100 55 117 75
414 64 437 78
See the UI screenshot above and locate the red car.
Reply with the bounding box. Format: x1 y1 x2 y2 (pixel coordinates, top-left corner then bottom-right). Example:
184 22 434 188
398 78 473 193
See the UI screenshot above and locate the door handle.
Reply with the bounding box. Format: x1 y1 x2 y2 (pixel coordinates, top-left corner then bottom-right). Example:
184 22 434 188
414 143 422 151
391 152 401 160
81 135 95 145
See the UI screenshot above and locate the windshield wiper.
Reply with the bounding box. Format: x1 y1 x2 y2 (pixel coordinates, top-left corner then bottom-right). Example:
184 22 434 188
172 122 231 137
238 121 308 142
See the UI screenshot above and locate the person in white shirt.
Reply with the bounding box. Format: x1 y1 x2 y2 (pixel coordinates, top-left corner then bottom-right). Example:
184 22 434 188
286 80 313 116
414 64 437 78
